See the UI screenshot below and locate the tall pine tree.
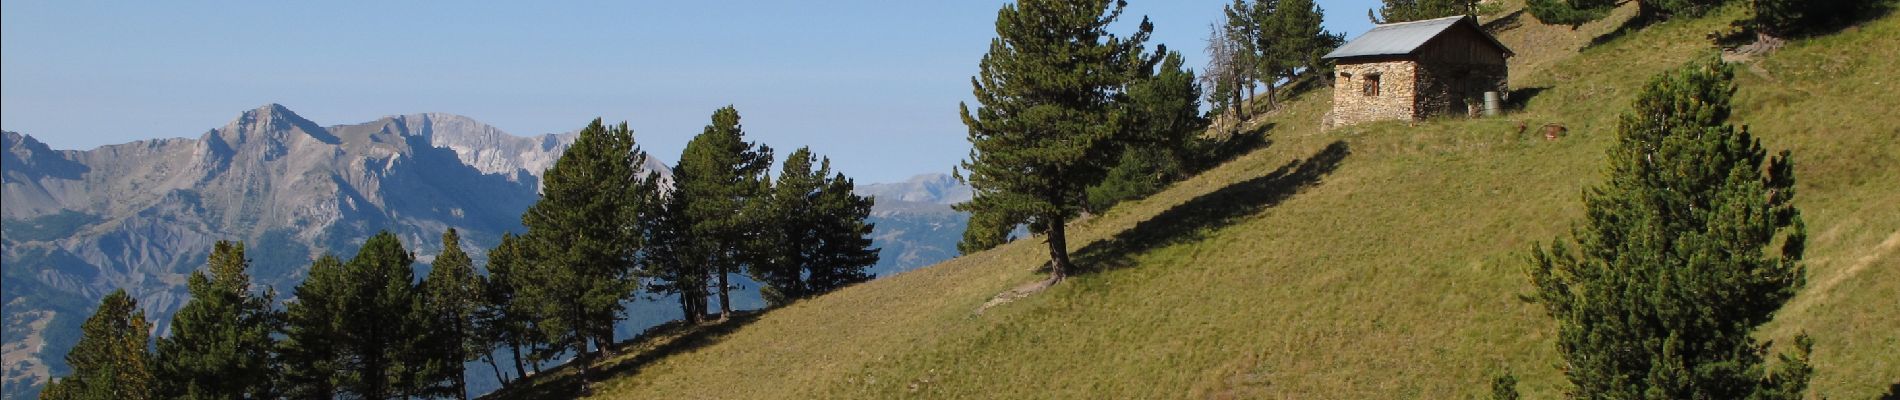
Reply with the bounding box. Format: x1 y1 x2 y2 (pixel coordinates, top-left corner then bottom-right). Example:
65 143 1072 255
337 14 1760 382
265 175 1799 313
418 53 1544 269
1527 56 1813 399
958 0 1152 282
153 241 281 399
337 231 422 400
641 186 713 323
416 228 485 399
1370 0 1478 23
481 232 540 382
673 106 774 319
279 254 347 400
1087 50 1206 213
752 147 880 306
39 289 153 400
518 118 652 390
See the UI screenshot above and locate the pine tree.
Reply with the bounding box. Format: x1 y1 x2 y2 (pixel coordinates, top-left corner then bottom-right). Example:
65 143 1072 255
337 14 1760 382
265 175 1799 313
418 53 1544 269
337 231 422 400
279 254 347 400
416 228 485 399
750 147 879 306
957 205 1029 255
1087 50 1206 213
803 149 880 298
39 289 153 400
1370 0 1478 23
673 106 774 319
958 0 1152 282
1247 0 1290 109
518 118 652 390
152 241 281 400
1272 0 1343 85
1527 56 1812 399
1223 0 1263 115
481 232 539 382
641 187 713 323
751 148 821 305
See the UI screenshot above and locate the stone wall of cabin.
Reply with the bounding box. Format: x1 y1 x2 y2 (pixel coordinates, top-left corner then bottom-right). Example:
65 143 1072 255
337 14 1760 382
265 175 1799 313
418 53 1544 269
1330 60 1417 127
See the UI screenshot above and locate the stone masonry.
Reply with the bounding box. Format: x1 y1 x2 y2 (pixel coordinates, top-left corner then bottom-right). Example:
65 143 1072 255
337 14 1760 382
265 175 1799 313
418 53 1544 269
1331 60 1419 127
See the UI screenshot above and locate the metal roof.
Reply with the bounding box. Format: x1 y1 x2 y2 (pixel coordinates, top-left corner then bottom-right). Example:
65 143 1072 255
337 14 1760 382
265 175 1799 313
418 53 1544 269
1322 15 1513 59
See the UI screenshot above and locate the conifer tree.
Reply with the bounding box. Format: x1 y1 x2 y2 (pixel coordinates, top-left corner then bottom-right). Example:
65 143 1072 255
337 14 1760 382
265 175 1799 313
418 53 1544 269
481 232 539 382
1527 56 1813 399
416 228 485 399
1370 0 1478 23
39 289 153 400
957 206 1028 255
518 118 652 390
641 187 713 323
673 106 774 319
1272 0 1343 85
279 254 347 400
152 241 281 399
1244 0 1288 109
805 158 880 295
1087 51 1206 213
958 0 1152 282
751 148 822 305
752 147 880 306
337 231 423 400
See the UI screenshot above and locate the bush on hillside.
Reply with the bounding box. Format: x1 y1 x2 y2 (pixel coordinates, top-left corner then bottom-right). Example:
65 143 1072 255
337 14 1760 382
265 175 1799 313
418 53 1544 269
1526 56 1815 398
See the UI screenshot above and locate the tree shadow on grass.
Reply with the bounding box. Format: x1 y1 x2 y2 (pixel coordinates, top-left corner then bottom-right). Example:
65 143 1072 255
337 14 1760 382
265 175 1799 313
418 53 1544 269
1483 9 1528 33
1074 140 1351 272
1190 122 1277 175
481 311 765 400
1506 86 1552 111
1585 14 1653 50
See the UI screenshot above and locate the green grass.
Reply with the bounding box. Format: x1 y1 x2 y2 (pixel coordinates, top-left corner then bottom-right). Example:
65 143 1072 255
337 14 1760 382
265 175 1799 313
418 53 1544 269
491 2 1900 398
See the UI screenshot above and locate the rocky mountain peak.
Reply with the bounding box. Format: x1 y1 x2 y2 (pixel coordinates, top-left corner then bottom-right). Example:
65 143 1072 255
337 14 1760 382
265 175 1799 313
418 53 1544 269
209 103 339 150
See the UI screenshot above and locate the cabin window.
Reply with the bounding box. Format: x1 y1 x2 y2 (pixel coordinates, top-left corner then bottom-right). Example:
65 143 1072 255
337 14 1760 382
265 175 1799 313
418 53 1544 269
1362 74 1382 97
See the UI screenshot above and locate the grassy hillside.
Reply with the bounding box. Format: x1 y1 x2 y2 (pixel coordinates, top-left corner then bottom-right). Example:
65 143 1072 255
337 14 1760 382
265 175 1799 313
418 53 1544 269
492 2 1899 398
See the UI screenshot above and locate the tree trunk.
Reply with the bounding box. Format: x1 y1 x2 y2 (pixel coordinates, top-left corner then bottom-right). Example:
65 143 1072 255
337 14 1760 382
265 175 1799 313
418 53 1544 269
717 270 733 320
510 341 527 381
530 342 543 374
1244 82 1257 120
595 329 616 358
455 369 469 400
573 335 592 394
1045 214 1073 282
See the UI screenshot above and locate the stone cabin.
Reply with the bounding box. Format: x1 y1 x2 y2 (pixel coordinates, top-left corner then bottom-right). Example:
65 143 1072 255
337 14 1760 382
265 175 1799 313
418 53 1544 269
1322 15 1513 127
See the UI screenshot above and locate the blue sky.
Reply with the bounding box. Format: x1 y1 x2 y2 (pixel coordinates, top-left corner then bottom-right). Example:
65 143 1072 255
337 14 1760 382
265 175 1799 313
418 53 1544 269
2 1 1379 183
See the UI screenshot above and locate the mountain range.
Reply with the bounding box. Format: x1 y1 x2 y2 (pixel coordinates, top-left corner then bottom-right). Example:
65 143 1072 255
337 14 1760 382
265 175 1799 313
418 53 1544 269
0 105 968 398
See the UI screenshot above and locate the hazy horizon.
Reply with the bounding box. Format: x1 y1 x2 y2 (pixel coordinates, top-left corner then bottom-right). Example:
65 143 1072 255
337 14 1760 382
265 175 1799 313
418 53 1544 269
2 1 1380 182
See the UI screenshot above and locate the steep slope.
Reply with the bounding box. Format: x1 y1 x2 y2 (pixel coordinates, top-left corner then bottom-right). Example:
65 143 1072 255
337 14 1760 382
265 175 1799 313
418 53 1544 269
501 3 1899 399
